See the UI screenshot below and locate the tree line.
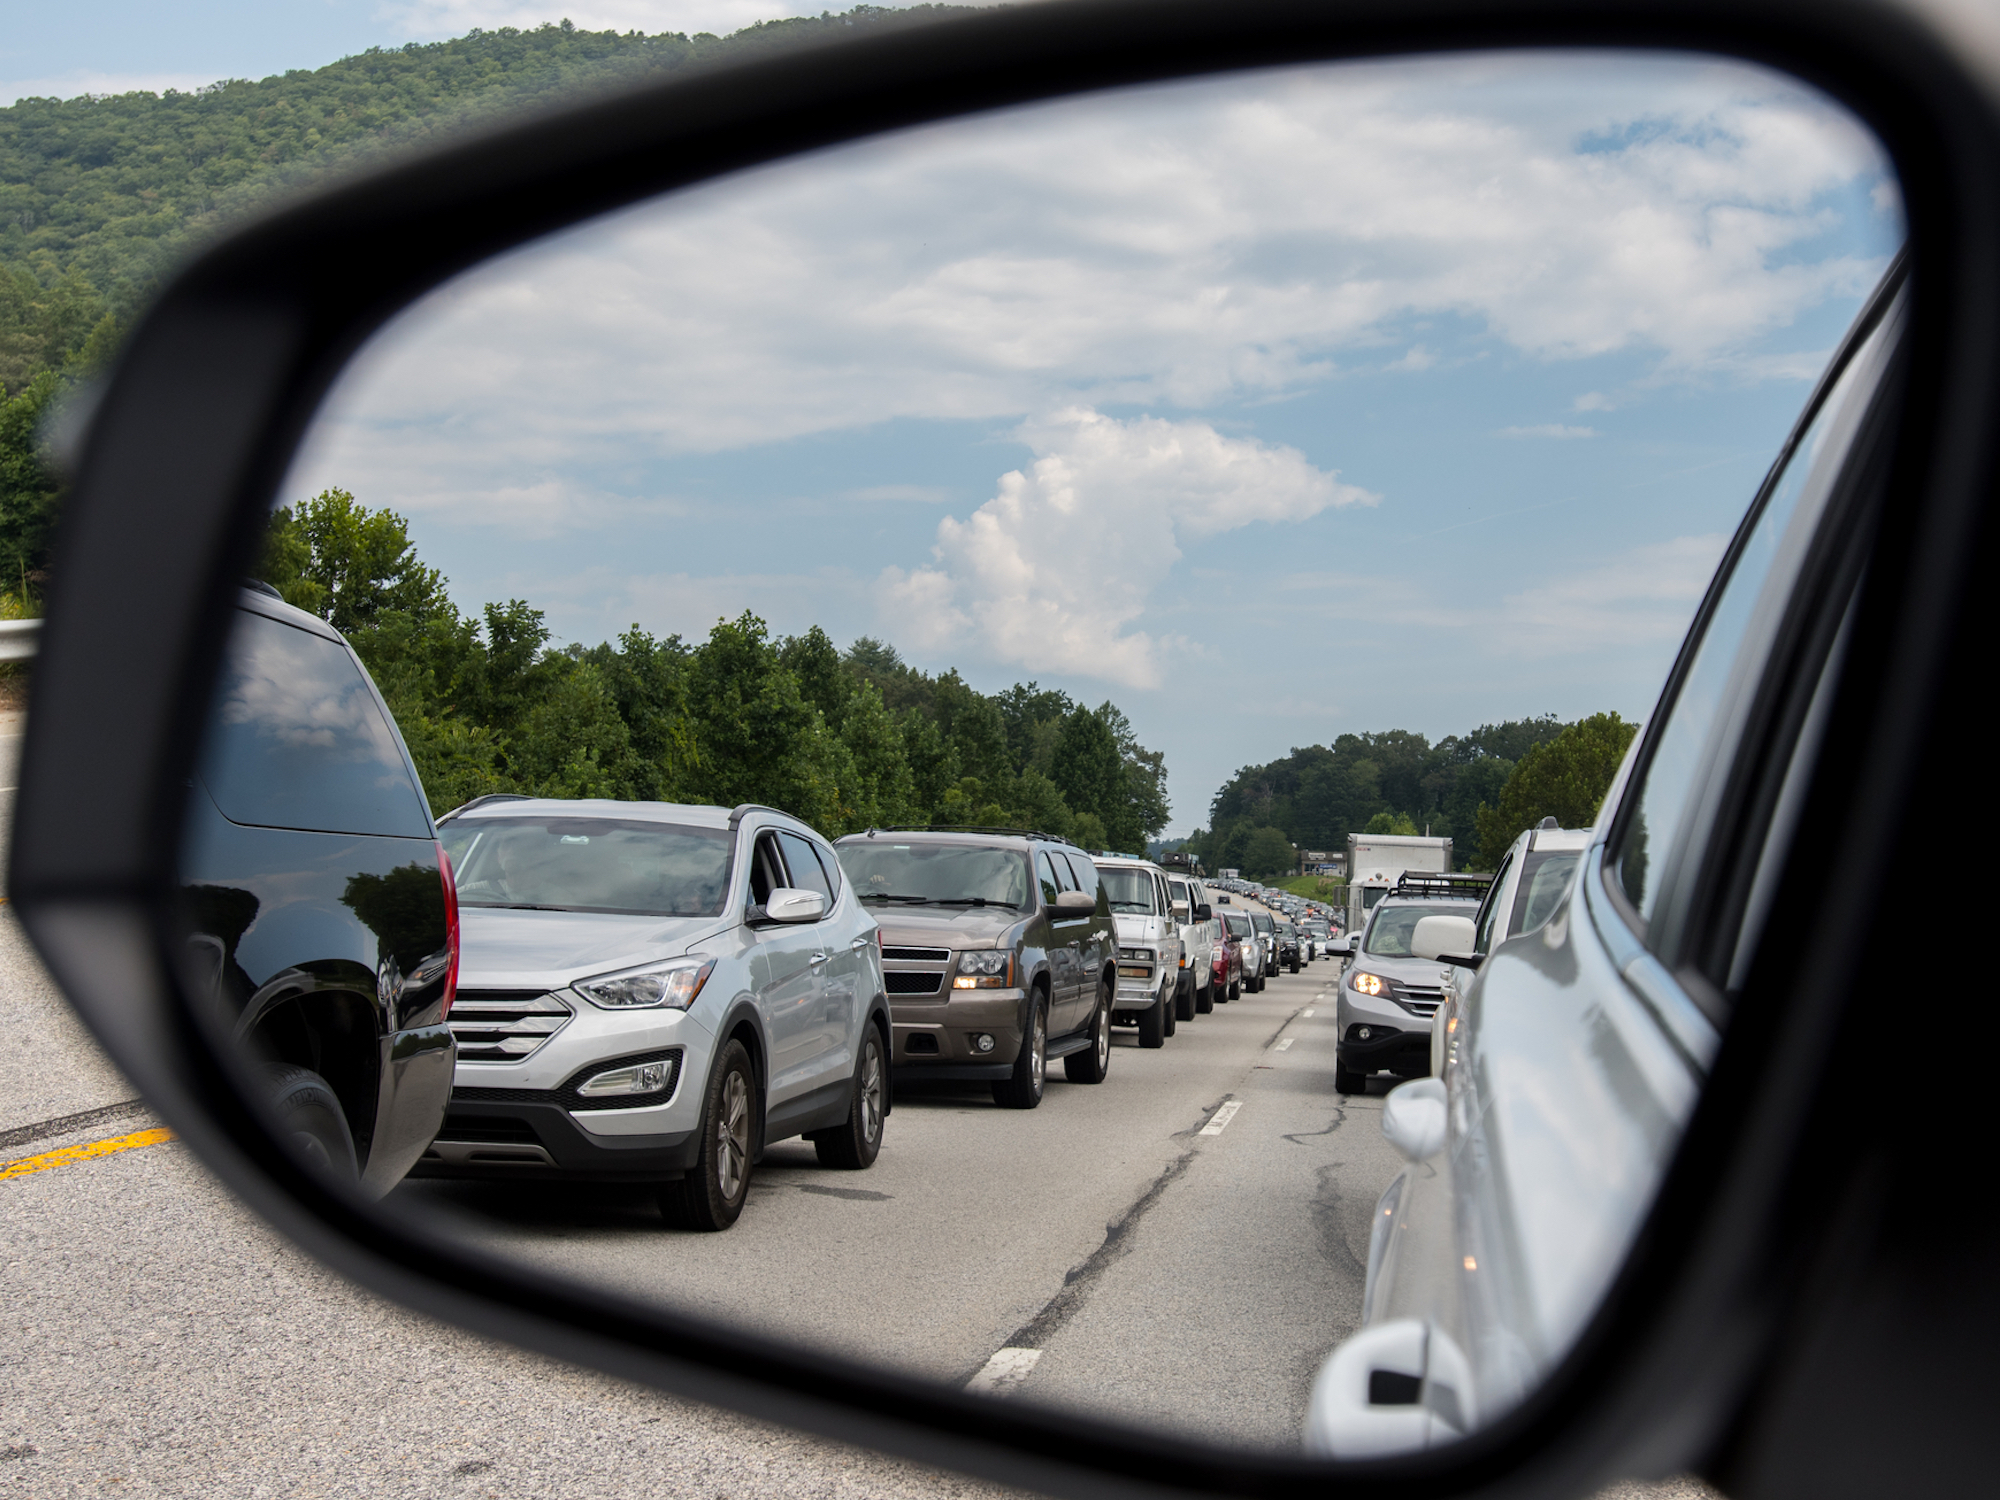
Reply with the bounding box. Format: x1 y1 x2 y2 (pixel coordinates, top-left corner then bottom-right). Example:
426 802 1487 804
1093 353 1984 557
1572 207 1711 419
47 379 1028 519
259 489 1172 850
1187 713 1638 876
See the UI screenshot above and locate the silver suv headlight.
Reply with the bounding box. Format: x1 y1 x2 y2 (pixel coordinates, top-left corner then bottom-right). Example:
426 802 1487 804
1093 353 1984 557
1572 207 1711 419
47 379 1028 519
572 957 716 1010
954 950 1012 989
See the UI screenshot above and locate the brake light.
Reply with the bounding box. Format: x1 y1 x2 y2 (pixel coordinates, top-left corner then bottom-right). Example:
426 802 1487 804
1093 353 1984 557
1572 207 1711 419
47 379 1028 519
436 841 460 1019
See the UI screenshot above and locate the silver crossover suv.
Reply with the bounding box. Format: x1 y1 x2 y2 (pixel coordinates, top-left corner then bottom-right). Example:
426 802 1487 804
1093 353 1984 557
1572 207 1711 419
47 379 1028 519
417 798 890 1230
1334 873 1491 1093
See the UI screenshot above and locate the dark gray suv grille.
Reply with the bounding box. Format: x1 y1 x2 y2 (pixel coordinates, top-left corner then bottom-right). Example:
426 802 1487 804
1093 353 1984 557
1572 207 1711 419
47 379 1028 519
883 946 951 962
886 971 944 995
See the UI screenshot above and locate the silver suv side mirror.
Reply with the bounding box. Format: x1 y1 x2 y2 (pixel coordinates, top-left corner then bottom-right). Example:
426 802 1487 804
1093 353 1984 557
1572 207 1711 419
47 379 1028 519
765 888 827 923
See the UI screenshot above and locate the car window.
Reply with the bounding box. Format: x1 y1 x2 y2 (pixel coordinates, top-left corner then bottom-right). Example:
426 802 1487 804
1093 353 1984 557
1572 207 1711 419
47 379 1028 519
1510 849 1582 936
1362 902 1474 958
1097 867 1158 913
837 841 1030 907
1612 301 1897 937
1168 878 1191 907
441 816 733 916
748 831 783 907
1063 851 1099 895
1473 849 1517 953
776 831 834 904
199 609 431 838
1035 851 1062 905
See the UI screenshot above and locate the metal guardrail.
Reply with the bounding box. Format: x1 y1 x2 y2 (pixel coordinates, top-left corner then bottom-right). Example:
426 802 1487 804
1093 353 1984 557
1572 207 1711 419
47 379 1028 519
0 618 41 663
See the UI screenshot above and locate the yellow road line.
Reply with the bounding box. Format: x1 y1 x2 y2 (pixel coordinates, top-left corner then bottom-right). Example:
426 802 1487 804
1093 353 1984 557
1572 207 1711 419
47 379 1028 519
0 1127 174 1182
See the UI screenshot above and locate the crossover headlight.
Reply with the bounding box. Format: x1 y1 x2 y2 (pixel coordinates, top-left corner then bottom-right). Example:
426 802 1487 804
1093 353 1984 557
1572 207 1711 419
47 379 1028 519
953 950 1012 988
572 958 716 1010
1349 969 1392 999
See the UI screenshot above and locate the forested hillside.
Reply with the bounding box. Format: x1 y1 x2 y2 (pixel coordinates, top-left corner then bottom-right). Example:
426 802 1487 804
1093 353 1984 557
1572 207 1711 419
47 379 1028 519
1 10 970 588
259 489 1171 848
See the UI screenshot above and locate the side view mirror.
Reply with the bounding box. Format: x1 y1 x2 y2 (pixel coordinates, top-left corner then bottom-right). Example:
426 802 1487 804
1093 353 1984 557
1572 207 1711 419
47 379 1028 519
764 887 827 923
1411 915 1477 962
1172 900 1190 919
1054 889 1096 911
1195 903 1214 920
1381 1077 1448 1162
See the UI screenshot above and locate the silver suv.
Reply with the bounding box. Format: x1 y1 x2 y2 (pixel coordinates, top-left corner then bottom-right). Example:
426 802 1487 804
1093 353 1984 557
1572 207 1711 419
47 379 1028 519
419 798 890 1231
1334 872 1492 1093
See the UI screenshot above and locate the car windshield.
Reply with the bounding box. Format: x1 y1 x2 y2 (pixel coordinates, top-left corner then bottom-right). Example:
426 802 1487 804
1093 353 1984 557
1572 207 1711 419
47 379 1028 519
1304 922 1329 936
835 842 1030 908
1251 914 1274 933
1097 867 1159 913
440 817 731 916
1511 849 1583 935
1225 913 1252 936
1362 901 1476 958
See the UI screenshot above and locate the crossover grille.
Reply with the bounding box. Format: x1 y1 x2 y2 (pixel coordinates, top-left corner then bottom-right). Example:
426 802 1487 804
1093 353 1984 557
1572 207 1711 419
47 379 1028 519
885 971 944 996
883 946 951 962
448 989 574 1061
1399 985 1445 1018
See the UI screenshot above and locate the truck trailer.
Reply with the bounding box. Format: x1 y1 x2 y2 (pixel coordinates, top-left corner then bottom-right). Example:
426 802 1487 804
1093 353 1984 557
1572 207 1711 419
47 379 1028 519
1344 833 1453 927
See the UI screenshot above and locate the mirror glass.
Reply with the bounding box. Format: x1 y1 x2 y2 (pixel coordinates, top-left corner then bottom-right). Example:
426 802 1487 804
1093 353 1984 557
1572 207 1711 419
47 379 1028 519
180 50 1900 1458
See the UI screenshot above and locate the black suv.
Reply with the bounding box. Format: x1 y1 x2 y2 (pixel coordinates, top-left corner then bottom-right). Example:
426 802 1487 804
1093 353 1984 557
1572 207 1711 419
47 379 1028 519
832 828 1117 1109
178 586 456 1194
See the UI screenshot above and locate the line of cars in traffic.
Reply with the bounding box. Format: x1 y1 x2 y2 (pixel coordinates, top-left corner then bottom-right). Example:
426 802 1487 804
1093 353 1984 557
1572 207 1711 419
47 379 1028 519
185 584 1348 1232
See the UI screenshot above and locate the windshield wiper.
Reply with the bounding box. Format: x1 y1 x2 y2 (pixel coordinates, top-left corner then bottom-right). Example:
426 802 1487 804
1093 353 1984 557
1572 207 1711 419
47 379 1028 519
462 902 574 912
929 897 1020 908
858 892 931 903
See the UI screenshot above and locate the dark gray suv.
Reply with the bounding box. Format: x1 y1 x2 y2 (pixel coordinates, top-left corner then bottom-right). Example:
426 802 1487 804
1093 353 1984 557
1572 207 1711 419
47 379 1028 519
832 829 1117 1109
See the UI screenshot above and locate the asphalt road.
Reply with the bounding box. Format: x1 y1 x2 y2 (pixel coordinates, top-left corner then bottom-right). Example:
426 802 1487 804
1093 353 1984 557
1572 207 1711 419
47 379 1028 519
399 939 1393 1450
0 749 1717 1500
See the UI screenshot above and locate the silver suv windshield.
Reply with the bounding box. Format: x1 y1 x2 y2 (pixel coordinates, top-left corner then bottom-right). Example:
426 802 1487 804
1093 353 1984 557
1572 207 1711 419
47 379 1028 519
1363 901 1477 958
1097 868 1159 914
441 817 731 916
835 842 1030 908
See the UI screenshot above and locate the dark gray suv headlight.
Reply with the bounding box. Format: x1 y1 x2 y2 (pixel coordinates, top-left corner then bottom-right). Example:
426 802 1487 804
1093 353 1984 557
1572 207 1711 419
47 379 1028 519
953 950 1012 989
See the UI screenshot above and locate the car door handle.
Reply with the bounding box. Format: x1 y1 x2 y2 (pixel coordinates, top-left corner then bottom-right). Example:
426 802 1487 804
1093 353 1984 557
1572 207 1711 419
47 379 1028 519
811 952 830 966
850 937 872 950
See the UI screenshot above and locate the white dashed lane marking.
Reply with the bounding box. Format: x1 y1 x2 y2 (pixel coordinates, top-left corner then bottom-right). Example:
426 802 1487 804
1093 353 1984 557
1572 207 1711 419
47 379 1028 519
965 1347 1042 1395
1199 1099 1243 1136
1273 1038 1294 1051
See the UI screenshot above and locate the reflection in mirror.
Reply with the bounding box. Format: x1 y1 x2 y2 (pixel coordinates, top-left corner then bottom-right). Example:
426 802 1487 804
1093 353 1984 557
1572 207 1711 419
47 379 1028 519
184 51 1901 1458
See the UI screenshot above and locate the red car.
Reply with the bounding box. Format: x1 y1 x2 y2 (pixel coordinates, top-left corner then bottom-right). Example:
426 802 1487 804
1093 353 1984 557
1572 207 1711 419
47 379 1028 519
1209 932 1240 1005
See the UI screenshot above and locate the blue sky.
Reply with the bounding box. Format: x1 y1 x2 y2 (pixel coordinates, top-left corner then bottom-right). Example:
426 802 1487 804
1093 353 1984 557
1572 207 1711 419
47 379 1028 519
282 51 1902 834
11 12 1901 837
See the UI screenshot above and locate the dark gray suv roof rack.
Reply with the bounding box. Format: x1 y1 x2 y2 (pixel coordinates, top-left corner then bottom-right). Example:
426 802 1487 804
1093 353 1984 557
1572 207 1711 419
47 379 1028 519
1391 871 1495 899
864 825 1079 847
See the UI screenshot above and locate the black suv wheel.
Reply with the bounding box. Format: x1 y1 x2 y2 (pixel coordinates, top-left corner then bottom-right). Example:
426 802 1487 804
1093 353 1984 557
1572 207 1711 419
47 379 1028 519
813 1026 886 1169
661 1040 756 1230
993 993 1048 1109
1064 976 1113 1083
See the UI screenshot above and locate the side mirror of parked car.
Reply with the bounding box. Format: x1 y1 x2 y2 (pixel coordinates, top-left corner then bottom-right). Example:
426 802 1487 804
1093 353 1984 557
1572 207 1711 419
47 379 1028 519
1410 916 1477 962
764 887 827 923
1055 889 1096 912
1194 903 1213 920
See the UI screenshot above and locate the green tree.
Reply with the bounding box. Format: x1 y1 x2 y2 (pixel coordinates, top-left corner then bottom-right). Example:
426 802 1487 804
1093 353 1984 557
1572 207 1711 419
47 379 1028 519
0 369 62 587
1474 712 1639 866
1364 810 1420 835
260 488 449 632
1243 826 1297 878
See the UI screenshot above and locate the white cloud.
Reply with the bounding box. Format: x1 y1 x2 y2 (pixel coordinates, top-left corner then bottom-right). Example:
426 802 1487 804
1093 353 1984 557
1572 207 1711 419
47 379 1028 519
880 408 1376 688
1573 391 1616 411
1388 345 1436 372
1497 424 1598 439
303 51 1900 504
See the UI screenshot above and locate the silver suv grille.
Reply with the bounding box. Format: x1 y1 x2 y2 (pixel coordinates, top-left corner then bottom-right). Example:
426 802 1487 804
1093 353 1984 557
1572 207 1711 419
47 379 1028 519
1399 985 1444 1018
883 946 951 962
450 990 574 1060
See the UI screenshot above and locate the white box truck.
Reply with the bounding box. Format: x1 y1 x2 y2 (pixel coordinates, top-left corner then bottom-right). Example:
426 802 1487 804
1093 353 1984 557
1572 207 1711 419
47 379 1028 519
1345 833 1453 927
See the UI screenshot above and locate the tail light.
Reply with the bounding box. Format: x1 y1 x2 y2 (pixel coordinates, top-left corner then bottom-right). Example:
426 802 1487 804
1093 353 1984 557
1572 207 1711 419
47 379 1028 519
436 841 461 1019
